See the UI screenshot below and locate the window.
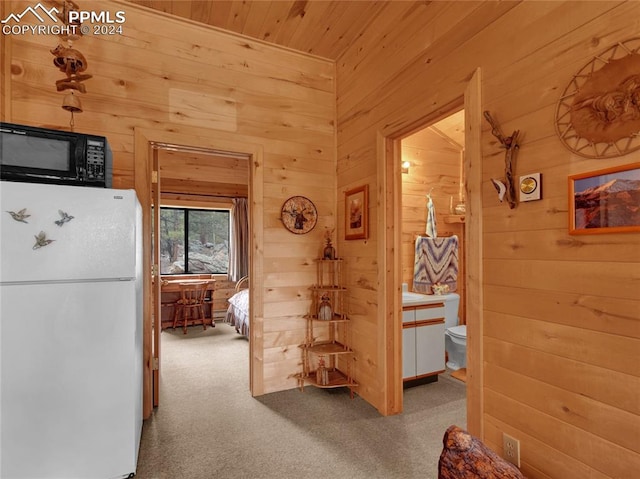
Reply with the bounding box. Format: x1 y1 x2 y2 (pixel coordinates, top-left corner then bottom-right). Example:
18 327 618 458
159 207 230 275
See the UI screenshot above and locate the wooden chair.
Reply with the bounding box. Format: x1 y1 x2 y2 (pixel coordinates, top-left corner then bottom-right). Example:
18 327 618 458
172 281 208 334
202 277 217 320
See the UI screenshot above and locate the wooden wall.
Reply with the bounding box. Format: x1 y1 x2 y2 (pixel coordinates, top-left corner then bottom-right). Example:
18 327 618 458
401 127 466 323
336 1 640 478
4 1 640 476
3 0 336 396
158 149 249 198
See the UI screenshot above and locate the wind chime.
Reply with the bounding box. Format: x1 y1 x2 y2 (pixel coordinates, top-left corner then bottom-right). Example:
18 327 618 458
50 0 92 129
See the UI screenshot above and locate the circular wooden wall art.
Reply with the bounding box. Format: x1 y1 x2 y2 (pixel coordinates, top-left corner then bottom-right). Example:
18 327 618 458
555 37 640 159
281 196 318 234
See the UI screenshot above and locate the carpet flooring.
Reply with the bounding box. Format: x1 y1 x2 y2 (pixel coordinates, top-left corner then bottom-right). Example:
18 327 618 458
135 323 466 479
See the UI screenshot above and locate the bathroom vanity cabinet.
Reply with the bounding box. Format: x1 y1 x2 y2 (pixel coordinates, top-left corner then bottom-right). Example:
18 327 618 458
296 259 357 397
402 302 446 381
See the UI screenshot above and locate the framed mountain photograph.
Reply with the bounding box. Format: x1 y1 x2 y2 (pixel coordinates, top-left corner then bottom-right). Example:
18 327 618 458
569 162 640 235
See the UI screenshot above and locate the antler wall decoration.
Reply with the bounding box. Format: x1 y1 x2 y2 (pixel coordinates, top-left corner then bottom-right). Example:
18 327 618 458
484 111 520 209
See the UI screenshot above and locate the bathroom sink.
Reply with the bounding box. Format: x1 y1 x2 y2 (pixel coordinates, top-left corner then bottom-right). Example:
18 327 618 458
402 291 451 306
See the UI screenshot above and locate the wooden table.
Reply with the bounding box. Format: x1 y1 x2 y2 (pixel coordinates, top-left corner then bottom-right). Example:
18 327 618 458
160 278 217 329
160 278 217 292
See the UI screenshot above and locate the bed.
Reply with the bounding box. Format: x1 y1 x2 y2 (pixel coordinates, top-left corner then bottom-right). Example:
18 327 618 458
225 276 249 336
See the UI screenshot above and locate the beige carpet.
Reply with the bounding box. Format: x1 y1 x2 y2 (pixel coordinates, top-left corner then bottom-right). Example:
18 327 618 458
135 323 466 479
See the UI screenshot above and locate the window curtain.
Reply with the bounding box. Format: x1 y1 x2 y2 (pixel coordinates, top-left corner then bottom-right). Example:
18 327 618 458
229 198 249 282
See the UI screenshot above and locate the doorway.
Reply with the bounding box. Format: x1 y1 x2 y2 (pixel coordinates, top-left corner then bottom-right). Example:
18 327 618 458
134 127 265 418
379 68 483 431
153 143 250 391
399 109 468 397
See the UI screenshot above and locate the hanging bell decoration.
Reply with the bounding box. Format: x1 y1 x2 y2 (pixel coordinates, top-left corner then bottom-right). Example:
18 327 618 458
62 91 82 128
62 91 82 112
50 1 91 129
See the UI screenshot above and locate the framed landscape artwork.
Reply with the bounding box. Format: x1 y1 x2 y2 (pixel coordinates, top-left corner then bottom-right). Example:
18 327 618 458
568 162 640 235
345 185 368 240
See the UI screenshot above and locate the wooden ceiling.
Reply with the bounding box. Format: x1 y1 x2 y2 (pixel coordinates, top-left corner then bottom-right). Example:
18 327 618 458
126 0 431 61
431 109 465 148
403 110 466 150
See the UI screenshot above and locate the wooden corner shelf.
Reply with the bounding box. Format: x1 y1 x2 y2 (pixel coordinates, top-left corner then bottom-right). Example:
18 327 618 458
296 369 358 390
297 259 357 398
303 341 352 355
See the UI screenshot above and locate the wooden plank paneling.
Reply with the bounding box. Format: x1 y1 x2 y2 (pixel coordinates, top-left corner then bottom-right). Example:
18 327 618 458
6 1 640 475
485 311 639 376
485 364 640 452
485 285 640 339
5 0 335 400
484 388 640 478
127 0 410 61
335 0 640 476
484 259 638 300
0 1 11 121
484 337 639 416
484 417 610 479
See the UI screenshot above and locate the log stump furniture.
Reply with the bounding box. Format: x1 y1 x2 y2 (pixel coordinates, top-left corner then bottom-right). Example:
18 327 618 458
438 425 526 479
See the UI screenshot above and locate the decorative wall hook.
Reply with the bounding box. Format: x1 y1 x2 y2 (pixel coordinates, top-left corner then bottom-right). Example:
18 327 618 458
484 111 520 209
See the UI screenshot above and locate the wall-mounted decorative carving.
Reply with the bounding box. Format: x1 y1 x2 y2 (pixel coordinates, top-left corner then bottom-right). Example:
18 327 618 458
484 111 520 209
555 38 640 159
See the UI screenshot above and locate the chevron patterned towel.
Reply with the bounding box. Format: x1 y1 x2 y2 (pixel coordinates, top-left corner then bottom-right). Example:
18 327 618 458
413 235 458 293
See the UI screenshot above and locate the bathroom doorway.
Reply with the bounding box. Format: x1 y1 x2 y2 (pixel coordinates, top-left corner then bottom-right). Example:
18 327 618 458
400 109 468 387
380 69 482 429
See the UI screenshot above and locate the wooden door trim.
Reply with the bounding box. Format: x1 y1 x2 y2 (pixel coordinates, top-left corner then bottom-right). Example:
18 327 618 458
134 126 264 418
152 148 161 407
464 68 483 437
379 68 483 434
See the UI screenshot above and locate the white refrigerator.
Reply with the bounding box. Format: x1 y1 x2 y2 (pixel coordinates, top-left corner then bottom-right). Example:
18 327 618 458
0 181 143 479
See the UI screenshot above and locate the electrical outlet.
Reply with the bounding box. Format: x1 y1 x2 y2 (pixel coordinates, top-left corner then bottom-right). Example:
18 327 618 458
503 433 521 467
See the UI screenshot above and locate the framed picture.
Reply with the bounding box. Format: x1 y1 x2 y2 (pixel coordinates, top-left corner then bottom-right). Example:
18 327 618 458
568 162 640 235
345 184 369 240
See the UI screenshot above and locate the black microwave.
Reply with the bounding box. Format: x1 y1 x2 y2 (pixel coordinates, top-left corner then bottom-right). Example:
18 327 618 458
0 122 112 187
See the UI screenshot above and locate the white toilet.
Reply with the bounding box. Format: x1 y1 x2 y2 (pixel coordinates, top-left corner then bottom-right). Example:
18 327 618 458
445 325 467 370
443 294 467 370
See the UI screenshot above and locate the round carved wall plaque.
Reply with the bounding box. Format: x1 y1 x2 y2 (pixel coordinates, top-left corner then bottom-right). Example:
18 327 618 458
555 38 640 159
281 196 318 234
